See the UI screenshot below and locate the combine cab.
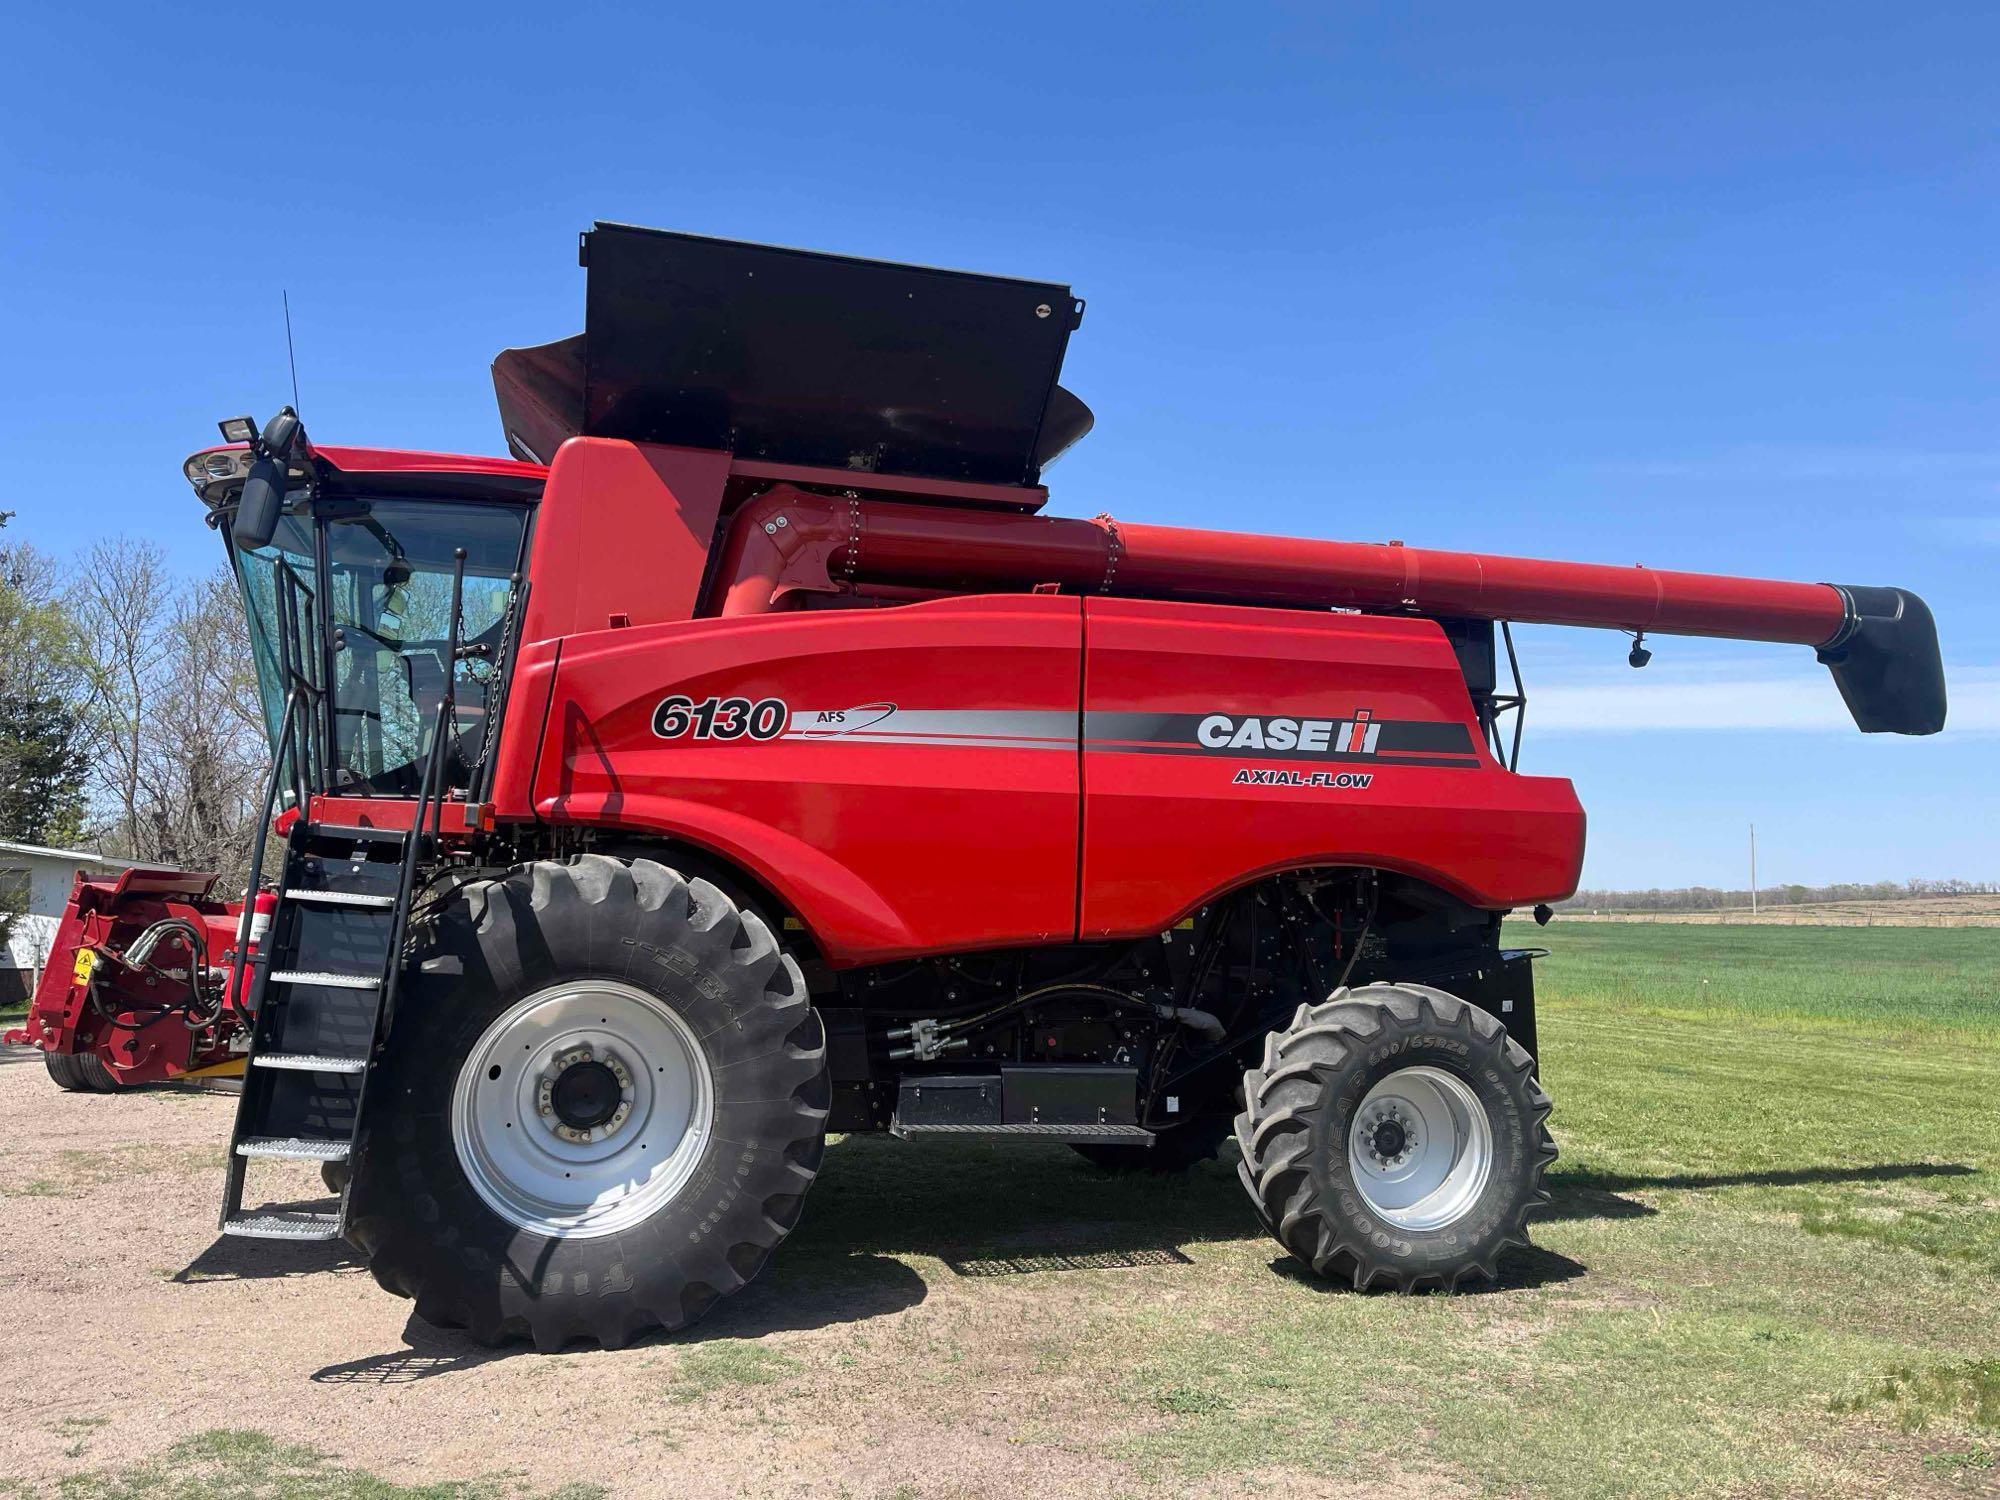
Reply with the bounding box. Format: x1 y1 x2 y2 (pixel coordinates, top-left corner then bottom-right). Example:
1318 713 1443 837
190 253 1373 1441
33 223 1939 1348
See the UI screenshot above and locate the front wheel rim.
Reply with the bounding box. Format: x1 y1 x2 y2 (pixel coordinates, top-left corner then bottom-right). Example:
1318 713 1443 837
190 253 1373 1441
1347 1064 1494 1231
451 979 715 1239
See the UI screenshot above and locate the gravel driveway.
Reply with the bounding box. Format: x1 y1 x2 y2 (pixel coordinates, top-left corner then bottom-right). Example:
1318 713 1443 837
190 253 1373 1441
0 1043 1362 1500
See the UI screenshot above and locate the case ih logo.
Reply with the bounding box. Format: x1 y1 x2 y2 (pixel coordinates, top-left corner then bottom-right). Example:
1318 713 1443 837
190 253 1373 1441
1196 711 1382 755
1081 711 1482 768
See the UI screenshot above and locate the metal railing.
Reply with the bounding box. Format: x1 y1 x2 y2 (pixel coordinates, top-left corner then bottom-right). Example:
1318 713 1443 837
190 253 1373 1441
376 549 467 1029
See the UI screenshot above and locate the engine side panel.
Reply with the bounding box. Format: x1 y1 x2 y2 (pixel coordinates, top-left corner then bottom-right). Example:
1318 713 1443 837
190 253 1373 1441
1078 598 1585 936
531 596 1083 964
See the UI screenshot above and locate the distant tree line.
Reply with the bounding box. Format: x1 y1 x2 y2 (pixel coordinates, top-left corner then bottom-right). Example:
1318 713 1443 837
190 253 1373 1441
0 512 267 902
1558 878 1999 913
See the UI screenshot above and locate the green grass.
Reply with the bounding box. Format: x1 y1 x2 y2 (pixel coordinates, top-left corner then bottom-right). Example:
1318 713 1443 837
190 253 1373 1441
1834 1359 2000 1431
0 1145 227 1199
754 920 2000 1498
12 922 1997 1498
1510 920 2000 1031
667 1339 798 1399
1521 922 2000 1279
50 1415 109 1460
1 1430 603 1500
1083 925 2000 1493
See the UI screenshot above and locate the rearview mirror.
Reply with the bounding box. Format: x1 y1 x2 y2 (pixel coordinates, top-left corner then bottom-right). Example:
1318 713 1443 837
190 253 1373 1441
260 407 301 458
232 457 287 550
228 407 304 551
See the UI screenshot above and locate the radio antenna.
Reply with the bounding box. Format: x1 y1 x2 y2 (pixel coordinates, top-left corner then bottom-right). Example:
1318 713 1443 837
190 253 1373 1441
282 290 301 412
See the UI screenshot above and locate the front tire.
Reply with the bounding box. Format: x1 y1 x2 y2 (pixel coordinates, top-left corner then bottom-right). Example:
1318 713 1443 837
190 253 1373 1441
347 855 829 1350
1234 983 1554 1292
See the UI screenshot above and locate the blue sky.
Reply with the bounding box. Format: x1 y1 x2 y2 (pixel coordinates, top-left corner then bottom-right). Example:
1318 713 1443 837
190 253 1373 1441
5 4 1994 890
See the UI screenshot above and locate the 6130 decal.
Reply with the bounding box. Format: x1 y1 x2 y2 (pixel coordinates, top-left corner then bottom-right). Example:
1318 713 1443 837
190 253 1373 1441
652 695 789 741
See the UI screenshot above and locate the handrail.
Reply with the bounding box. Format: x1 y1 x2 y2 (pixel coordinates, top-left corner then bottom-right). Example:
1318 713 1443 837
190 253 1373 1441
231 688 303 1014
376 695 450 1032
376 549 467 1030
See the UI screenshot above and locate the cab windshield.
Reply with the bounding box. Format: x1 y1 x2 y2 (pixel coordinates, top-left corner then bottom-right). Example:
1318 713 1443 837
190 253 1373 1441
232 496 531 796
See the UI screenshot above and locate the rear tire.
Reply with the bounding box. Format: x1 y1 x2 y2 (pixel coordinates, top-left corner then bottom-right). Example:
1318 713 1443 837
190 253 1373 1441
1234 983 1554 1292
44 1051 119 1092
347 855 829 1350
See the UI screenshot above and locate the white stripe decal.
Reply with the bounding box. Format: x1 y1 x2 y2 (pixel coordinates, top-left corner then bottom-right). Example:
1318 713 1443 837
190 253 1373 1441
782 708 1076 750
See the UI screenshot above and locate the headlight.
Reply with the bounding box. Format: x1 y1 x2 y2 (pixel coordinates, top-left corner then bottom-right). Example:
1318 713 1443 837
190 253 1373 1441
182 448 253 491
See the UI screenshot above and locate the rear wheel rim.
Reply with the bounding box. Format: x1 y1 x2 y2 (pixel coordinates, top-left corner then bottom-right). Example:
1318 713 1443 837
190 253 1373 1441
451 979 714 1239
1347 1064 1494 1230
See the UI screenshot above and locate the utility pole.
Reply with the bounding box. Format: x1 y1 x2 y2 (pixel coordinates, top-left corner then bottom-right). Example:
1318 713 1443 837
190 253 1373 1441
1750 823 1758 916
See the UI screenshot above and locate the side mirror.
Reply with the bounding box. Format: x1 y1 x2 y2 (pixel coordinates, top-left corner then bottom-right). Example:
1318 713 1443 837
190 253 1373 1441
229 408 304 551
232 458 288 550
260 407 301 458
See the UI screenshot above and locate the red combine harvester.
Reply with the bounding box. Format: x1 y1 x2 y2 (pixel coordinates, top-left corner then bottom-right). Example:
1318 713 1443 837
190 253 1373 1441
10 226 1946 1348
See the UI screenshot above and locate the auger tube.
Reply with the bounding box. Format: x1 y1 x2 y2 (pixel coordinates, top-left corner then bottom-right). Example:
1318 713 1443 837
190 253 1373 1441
710 486 1946 734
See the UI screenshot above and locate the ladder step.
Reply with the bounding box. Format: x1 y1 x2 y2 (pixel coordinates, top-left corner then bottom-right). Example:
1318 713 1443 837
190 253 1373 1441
890 1121 1155 1143
252 1052 368 1075
236 1136 352 1161
269 969 379 990
282 888 396 909
221 1210 343 1241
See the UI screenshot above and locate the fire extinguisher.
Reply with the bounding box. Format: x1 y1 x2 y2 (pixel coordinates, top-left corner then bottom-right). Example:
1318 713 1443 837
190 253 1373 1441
239 888 278 956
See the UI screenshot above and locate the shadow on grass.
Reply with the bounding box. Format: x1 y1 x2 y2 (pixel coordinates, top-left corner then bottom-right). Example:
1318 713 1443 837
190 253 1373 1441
1268 1241 1589 1295
306 1141 1973 1365
331 1135 1245 1368
175 1236 363 1282
1563 1161 1977 1194
784 1134 1253 1272
1533 1160 1977 1227
314 1250 933 1377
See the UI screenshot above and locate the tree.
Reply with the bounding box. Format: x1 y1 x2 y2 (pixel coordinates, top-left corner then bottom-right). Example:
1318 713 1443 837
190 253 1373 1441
132 571 269 885
63 541 269 887
67 537 174 860
0 513 89 847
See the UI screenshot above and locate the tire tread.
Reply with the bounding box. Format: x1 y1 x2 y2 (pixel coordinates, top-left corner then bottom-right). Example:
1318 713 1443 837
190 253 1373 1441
348 854 828 1350
1233 981 1555 1294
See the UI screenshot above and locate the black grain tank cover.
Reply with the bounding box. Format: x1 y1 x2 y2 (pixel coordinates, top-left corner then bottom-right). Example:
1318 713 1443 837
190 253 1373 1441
508 223 1090 487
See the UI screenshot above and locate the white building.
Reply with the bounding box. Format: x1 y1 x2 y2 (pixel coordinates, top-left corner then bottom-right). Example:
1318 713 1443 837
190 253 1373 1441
0 840 155 1007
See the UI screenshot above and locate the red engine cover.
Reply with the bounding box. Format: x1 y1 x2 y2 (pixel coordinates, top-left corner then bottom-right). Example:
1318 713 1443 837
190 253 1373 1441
532 596 1084 962
1077 599 1584 936
528 595 1584 966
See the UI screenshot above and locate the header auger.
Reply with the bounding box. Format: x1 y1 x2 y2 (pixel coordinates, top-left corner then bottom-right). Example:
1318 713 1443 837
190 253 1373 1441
10 223 1944 1348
